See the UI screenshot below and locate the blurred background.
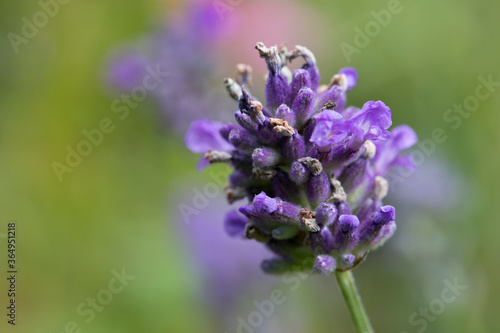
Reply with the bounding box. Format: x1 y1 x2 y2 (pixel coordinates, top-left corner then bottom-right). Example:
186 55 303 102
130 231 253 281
0 0 498 332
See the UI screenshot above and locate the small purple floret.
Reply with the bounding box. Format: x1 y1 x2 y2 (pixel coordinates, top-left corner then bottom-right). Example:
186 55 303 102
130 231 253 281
314 255 336 274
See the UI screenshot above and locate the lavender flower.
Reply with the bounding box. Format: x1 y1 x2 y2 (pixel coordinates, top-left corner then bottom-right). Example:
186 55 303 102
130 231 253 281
185 42 417 275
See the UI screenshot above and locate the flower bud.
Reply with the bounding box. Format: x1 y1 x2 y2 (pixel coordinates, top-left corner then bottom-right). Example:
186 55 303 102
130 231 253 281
228 128 259 153
315 203 338 226
314 255 336 274
252 147 281 167
282 132 306 162
290 69 312 105
334 215 360 252
275 104 296 127
292 87 315 128
289 161 309 185
307 171 331 207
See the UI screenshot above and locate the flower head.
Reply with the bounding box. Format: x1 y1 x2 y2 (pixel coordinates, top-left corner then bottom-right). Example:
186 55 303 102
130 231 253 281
186 42 417 274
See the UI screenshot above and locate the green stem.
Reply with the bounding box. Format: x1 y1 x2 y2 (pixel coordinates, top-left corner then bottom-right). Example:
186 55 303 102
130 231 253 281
335 270 374 333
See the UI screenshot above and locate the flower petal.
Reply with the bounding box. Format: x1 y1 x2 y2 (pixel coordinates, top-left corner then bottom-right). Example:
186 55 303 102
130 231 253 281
185 119 234 153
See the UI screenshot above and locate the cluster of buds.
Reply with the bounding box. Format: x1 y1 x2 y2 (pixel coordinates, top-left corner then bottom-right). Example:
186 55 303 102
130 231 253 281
186 42 417 274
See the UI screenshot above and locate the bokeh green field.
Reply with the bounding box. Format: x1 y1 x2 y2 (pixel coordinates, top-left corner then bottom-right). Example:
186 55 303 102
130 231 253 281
0 0 499 332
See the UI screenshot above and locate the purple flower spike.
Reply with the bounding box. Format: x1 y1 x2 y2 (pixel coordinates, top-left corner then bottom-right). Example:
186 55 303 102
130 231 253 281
315 203 338 226
339 67 358 91
334 215 360 252
224 210 248 238
314 255 336 274
185 42 416 274
185 119 234 154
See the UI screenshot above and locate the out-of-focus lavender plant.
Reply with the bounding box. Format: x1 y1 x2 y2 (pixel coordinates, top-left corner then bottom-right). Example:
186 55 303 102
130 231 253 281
185 42 417 332
176 195 277 330
388 158 464 212
105 1 235 134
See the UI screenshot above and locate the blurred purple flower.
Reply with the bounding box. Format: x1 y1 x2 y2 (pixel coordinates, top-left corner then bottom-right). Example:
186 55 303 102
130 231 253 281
185 119 234 153
105 1 235 134
107 52 150 91
387 157 466 211
176 195 277 332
